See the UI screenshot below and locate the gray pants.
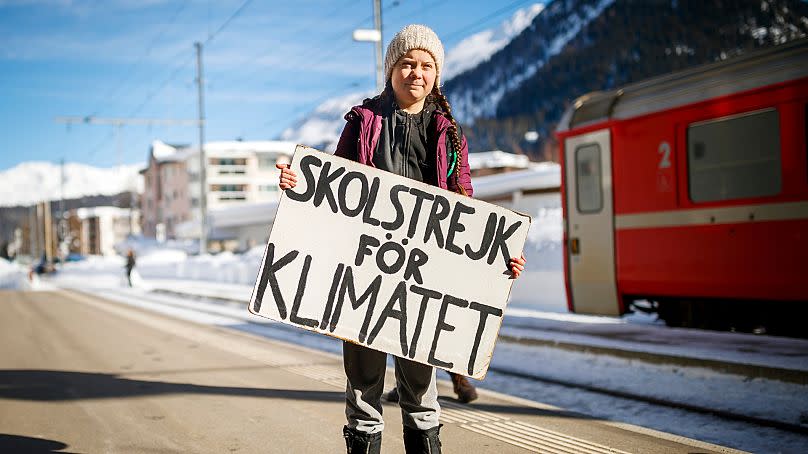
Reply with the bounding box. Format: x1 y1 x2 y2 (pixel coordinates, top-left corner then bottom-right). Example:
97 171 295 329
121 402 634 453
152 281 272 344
343 342 440 434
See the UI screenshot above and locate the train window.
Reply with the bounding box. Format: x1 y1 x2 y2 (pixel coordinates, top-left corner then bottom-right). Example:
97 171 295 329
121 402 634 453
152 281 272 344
687 108 781 203
575 143 603 213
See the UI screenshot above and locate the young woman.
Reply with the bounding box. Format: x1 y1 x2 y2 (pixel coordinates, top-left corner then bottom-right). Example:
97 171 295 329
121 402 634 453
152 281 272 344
278 24 525 454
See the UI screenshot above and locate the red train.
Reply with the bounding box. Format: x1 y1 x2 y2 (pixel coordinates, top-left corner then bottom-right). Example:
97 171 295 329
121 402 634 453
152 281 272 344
555 39 808 334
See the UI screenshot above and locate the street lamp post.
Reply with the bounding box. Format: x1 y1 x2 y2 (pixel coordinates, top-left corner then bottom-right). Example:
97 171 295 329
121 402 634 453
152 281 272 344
353 0 383 92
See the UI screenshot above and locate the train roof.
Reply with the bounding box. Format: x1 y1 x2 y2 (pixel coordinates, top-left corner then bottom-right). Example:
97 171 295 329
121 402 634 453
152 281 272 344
556 38 808 133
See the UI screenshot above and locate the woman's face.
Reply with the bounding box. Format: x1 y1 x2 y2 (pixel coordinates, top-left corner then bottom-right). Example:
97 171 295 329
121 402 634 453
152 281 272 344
390 49 437 109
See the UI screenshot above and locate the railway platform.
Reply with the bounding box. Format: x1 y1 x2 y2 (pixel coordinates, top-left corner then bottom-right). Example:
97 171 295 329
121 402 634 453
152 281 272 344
0 289 746 453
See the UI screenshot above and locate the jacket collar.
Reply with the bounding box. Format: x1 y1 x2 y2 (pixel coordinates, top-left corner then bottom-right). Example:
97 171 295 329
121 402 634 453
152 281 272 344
350 96 450 132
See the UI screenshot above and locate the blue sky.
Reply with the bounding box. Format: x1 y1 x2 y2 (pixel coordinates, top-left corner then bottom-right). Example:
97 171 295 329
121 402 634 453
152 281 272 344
0 0 545 171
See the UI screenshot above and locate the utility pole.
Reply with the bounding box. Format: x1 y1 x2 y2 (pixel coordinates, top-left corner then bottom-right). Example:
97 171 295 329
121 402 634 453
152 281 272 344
373 0 383 92
34 202 42 260
28 205 36 258
353 0 384 92
195 41 208 255
59 158 66 259
43 200 52 262
55 115 203 249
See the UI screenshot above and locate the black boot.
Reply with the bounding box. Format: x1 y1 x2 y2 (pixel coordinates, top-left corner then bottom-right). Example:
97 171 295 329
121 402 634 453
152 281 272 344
385 386 400 403
343 426 382 454
403 425 441 454
450 373 478 403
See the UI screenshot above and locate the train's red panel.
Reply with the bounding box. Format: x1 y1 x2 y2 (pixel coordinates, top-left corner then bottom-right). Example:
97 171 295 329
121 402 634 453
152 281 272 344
616 219 808 302
556 39 808 320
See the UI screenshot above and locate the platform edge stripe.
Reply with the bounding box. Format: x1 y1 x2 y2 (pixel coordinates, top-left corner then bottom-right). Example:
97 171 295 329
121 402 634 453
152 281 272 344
443 409 500 423
439 414 466 424
490 421 613 454
439 408 485 423
440 400 508 421
488 421 618 454
440 408 501 423
461 424 545 453
465 422 602 454
501 420 634 454
455 379 745 454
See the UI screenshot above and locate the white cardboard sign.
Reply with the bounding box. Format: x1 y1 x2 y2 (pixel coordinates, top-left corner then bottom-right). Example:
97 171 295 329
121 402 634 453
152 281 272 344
249 146 530 378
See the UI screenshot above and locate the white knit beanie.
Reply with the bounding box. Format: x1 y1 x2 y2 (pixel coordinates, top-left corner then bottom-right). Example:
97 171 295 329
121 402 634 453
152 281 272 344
384 24 445 87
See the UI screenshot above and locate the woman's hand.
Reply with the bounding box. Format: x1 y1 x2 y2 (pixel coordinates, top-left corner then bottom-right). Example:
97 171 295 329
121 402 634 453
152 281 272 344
509 254 526 279
276 163 297 190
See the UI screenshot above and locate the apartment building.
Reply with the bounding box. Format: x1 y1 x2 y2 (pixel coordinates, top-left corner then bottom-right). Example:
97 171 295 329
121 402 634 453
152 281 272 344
140 139 296 240
140 141 192 239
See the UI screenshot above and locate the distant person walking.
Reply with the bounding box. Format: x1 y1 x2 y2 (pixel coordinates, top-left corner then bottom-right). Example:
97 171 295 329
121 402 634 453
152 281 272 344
125 249 136 287
278 24 525 454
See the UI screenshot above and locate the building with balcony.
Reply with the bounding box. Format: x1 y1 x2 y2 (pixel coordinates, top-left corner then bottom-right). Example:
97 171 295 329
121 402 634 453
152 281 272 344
140 139 296 242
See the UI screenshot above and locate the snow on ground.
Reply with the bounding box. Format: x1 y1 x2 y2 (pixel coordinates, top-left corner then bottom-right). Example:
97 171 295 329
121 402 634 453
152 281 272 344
34 207 808 453
52 255 127 289
58 281 808 454
508 201 567 312
0 258 26 289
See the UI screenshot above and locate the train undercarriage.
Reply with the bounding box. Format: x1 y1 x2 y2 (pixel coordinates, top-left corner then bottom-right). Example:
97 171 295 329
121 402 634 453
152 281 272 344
629 297 808 338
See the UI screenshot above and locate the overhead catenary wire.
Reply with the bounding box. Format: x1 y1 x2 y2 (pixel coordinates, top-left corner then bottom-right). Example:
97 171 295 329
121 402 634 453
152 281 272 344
203 0 256 45
262 0 540 139
238 78 369 140
130 0 257 118
214 0 412 93
89 0 192 117
82 0 257 158
217 13 377 92
205 0 356 83
86 130 116 159
83 0 541 160
126 53 196 119
217 1 408 138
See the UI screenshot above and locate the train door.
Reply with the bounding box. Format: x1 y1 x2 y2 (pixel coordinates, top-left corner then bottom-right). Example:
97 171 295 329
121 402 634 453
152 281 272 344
564 129 620 315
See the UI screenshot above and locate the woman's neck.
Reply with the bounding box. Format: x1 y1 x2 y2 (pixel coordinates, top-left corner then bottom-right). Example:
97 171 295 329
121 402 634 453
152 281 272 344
395 96 426 114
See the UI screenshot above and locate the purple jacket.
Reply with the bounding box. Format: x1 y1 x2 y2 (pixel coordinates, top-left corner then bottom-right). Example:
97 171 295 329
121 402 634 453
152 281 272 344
334 97 474 196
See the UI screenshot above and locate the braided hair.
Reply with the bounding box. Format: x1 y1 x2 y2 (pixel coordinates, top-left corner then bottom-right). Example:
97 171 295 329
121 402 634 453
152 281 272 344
431 86 465 193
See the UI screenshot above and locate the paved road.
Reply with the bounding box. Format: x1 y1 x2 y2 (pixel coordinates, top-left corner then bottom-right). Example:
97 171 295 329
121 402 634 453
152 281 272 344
0 290 745 453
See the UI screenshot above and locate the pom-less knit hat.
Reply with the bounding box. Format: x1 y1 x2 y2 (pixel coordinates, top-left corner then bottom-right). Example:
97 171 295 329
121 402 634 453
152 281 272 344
384 24 445 87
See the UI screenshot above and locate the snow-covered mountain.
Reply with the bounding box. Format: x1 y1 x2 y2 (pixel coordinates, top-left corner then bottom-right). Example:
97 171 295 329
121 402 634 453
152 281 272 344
279 90 374 152
279 3 546 152
444 0 615 124
0 161 143 207
441 3 545 80
280 0 808 154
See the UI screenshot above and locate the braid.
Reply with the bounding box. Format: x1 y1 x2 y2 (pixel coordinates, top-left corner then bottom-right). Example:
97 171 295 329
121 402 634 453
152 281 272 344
432 86 464 188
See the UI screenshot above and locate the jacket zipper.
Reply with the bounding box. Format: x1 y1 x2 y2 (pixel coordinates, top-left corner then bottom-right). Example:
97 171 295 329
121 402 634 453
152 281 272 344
403 114 411 178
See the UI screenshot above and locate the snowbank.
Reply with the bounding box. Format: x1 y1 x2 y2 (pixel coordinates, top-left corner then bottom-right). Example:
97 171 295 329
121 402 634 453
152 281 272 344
135 248 264 285
59 195 568 312
0 258 26 289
